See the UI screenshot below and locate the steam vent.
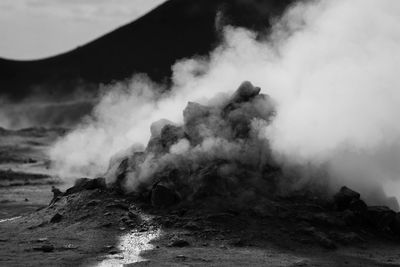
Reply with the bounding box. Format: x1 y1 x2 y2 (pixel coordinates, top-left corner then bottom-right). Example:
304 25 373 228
2 81 400 266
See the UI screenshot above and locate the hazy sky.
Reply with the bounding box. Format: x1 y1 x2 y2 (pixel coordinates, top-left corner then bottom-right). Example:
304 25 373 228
0 0 165 60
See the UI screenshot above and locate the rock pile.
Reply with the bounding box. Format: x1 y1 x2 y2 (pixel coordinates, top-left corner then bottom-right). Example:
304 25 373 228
105 81 276 205
333 186 400 236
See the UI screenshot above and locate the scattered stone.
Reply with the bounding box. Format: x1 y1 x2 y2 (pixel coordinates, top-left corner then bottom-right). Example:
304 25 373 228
34 244 54 253
168 238 190 247
50 213 63 223
175 255 187 261
102 222 112 228
184 221 201 231
334 186 361 211
128 211 139 220
63 244 78 250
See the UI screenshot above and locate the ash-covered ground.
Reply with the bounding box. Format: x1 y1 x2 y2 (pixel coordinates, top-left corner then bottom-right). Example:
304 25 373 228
1 82 400 266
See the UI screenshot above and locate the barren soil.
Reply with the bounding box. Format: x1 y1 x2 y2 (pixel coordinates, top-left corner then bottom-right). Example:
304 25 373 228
1 129 400 267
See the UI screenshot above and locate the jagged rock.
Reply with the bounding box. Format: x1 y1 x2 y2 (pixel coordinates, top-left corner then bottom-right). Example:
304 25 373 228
367 206 396 231
50 213 62 223
150 119 175 138
160 125 186 150
151 183 180 208
348 199 368 214
49 186 63 206
333 186 361 211
147 124 185 154
183 102 212 145
65 177 106 196
230 81 261 104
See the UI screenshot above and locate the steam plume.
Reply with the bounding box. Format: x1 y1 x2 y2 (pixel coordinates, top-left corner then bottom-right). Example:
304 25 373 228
49 0 400 205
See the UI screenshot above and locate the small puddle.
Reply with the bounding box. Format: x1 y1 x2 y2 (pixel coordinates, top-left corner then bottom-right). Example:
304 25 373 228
97 229 160 266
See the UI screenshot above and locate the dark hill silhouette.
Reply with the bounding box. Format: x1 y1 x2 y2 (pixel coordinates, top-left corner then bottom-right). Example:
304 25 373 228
0 0 295 101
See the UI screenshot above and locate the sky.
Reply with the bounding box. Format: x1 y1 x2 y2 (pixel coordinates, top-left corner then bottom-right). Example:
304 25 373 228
0 0 166 60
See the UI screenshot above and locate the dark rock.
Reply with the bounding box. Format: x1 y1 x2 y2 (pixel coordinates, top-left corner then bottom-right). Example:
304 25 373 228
391 213 400 235
341 210 358 226
348 199 368 215
184 221 201 231
50 213 62 223
313 232 337 249
65 177 106 195
230 81 261 104
168 238 190 247
49 186 63 205
333 186 361 211
34 244 54 253
146 123 185 154
151 184 180 208
367 206 396 231
106 202 129 211
86 199 101 207
183 102 211 145
160 125 185 150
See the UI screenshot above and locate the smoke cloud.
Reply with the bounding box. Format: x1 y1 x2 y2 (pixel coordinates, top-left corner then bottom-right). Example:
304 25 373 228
49 0 400 205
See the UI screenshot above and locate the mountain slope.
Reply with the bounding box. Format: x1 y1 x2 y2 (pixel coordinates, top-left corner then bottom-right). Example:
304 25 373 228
0 0 295 101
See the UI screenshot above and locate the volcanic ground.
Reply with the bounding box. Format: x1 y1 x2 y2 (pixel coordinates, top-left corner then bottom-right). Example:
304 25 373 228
1 83 400 266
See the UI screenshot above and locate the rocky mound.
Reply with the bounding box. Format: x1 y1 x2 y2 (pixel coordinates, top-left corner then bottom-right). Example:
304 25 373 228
53 81 400 248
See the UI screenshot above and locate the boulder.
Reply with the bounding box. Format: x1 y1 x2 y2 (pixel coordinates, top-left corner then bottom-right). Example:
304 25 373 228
34 244 54 253
183 102 211 145
150 119 175 138
367 206 396 231
147 124 185 154
348 199 368 215
391 213 400 235
160 125 185 150
333 186 361 211
65 177 106 196
50 213 63 223
230 81 261 104
168 238 190 247
151 183 180 208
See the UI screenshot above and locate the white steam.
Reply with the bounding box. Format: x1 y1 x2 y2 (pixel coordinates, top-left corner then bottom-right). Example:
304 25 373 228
49 0 400 203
